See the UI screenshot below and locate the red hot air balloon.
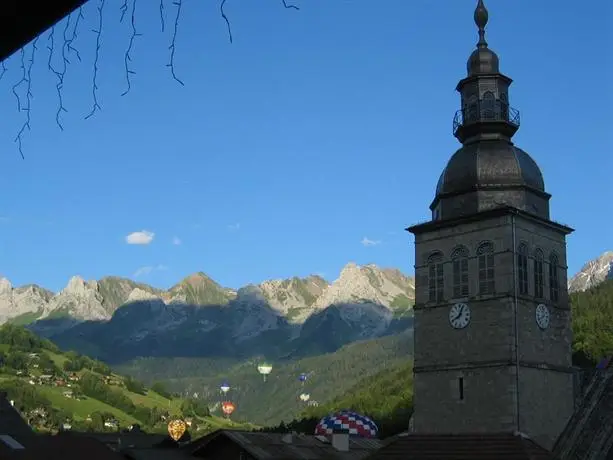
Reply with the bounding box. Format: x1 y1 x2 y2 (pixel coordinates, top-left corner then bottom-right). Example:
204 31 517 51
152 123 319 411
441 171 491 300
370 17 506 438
221 401 236 417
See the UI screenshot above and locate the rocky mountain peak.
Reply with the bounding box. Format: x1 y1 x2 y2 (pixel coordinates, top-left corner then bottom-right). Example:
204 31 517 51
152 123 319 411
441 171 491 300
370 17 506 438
0 277 12 294
62 275 99 297
568 251 613 292
313 263 415 310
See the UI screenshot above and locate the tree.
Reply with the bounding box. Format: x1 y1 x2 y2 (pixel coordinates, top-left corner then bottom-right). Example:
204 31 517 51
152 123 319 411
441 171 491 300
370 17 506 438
151 381 172 399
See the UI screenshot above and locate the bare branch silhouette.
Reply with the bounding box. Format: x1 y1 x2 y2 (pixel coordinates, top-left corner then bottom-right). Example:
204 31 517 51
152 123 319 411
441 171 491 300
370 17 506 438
121 0 141 96
120 0 128 22
11 48 27 112
66 7 85 63
167 0 184 85
14 38 39 159
282 0 300 10
159 0 166 32
47 27 67 130
86 0 105 120
220 0 233 44
3 0 302 157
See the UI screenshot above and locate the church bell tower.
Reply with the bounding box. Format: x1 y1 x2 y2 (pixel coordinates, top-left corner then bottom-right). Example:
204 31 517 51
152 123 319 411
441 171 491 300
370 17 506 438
407 0 575 450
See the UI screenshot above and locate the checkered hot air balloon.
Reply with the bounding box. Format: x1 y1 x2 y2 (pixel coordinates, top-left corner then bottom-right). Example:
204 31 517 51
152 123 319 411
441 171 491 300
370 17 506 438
314 410 379 438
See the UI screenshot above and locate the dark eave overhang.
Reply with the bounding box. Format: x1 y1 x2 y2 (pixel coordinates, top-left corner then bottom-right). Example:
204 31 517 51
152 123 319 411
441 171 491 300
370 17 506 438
406 205 574 236
0 0 88 63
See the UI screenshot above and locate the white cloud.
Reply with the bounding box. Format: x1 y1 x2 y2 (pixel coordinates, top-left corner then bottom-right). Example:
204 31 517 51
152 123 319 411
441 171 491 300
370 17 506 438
228 223 241 231
126 230 155 245
361 237 381 247
133 264 168 278
172 236 182 245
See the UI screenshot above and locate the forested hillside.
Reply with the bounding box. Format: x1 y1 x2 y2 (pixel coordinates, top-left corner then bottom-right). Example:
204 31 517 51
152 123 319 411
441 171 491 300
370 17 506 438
572 279 613 365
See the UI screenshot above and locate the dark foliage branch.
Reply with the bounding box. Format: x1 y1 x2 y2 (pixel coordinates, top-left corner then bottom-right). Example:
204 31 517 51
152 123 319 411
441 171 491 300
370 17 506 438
3 0 300 158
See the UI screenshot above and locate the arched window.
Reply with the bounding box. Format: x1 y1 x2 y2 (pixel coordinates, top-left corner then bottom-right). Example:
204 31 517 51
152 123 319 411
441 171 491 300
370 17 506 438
477 242 495 295
517 243 529 295
534 249 545 299
451 246 469 298
482 91 495 120
427 252 444 302
549 253 560 302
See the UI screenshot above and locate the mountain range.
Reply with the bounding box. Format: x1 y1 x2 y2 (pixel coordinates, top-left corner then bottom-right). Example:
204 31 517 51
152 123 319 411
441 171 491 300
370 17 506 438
0 262 415 363
0 250 610 366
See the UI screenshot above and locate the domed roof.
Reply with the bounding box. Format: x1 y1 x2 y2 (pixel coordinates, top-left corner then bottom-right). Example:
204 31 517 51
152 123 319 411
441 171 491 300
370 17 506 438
467 47 499 75
435 140 545 197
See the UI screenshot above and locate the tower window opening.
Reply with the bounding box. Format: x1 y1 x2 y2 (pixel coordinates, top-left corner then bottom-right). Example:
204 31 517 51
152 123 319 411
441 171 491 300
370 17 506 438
549 254 560 302
500 92 509 121
517 243 528 295
458 377 464 400
534 249 544 299
477 242 495 295
482 91 495 120
452 246 470 298
427 253 444 302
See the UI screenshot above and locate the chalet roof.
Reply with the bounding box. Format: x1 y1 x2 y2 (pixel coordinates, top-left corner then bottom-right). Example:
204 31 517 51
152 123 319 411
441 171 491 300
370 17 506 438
1 0 87 62
186 429 383 460
9 434 124 460
364 432 554 460
57 430 168 450
0 391 37 456
553 369 613 460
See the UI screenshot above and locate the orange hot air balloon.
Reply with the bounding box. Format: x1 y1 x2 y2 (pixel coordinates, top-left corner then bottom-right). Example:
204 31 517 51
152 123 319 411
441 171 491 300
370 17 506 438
221 401 236 417
167 419 187 441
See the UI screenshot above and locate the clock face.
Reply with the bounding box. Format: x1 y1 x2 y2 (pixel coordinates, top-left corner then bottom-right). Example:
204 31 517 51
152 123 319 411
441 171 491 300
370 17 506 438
449 302 471 329
536 303 550 330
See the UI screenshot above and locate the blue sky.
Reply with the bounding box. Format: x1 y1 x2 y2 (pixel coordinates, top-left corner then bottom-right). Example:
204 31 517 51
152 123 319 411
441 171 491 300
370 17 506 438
0 0 611 292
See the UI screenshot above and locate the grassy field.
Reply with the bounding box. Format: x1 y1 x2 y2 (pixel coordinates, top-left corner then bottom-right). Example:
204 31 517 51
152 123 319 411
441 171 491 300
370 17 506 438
38 386 139 425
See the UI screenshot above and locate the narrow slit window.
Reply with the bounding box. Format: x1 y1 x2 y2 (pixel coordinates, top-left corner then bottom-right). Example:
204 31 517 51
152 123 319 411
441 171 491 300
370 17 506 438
458 377 464 400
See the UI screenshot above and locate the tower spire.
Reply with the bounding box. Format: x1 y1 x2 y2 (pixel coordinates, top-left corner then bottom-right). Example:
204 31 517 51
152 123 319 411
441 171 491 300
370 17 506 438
474 0 489 49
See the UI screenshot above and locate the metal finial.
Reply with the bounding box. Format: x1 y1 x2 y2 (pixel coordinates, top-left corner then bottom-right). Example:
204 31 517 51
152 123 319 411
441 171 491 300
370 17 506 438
474 0 489 48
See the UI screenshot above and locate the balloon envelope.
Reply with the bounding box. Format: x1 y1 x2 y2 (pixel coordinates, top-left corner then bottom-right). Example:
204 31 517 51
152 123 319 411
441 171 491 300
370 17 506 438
167 419 187 441
222 401 236 416
299 373 308 382
220 382 230 393
257 363 273 375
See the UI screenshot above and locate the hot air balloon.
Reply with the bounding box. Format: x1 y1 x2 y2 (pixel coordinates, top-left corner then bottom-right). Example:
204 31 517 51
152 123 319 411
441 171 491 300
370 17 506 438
167 419 187 441
220 381 230 394
221 401 236 418
299 393 310 402
257 362 273 382
314 410 378 438
298 373 308 385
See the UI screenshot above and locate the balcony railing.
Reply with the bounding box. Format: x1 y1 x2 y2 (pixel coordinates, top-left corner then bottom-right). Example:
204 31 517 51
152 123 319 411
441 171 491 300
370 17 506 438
453 101 520 136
